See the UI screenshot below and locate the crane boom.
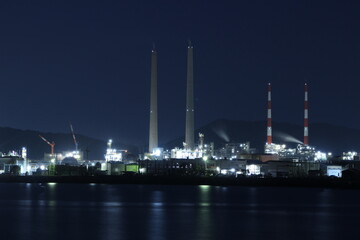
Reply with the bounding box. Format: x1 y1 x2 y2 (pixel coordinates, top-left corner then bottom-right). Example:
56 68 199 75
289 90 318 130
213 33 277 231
39 135 55 154
69 122 78 151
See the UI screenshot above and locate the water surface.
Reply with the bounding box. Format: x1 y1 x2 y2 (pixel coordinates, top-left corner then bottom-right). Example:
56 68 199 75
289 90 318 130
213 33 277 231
0 183 359 240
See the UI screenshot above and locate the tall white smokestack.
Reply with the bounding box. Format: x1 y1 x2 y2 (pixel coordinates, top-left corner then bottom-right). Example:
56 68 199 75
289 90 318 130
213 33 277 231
185 41 195 149
148 47 158 152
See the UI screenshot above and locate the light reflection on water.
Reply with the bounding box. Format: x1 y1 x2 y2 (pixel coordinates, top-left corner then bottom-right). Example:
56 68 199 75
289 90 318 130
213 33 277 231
0 183 360 240
149 190 165 240
196 185 213 240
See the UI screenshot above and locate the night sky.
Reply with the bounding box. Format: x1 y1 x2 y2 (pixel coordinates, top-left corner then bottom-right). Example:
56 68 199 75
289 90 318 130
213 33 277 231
0 0 360 147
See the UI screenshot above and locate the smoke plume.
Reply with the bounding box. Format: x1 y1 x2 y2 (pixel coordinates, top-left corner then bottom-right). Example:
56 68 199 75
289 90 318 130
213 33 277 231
274 131 303 144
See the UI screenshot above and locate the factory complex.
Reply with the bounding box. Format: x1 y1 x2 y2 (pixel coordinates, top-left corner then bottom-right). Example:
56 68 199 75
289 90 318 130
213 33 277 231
1 44 360 181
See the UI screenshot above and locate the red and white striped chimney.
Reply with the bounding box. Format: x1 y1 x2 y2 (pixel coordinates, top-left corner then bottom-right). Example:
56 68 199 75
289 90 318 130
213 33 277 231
304 83 309 145
267 83 272 144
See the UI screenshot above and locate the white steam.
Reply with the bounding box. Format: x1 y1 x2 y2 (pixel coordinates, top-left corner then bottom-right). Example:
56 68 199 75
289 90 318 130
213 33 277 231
212 126 230 142
274 131 303 144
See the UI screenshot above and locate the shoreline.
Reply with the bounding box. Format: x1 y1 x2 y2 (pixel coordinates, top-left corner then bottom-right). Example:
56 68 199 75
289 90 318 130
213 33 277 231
0 175 359 189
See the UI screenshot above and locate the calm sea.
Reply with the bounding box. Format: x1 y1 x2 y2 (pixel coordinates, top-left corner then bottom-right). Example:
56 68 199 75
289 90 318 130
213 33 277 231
0 183 359 240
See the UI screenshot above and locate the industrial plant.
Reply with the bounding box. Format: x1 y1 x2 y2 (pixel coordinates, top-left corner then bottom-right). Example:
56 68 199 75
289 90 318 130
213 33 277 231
0 43 359 181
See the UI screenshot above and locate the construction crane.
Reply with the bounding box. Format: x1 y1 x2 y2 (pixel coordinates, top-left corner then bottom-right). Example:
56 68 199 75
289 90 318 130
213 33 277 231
39 135 55 155
69 122 78 151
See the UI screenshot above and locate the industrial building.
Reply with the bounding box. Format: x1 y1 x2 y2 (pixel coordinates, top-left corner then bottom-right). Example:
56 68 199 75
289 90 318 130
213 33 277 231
0 46 359 181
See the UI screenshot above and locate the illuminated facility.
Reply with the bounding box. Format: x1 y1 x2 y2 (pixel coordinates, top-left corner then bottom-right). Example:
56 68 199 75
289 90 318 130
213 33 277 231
105 139 126 162
0 148 28 174
0 46 359 179
262 83 329 162
215 142 254 160
170 133 214 159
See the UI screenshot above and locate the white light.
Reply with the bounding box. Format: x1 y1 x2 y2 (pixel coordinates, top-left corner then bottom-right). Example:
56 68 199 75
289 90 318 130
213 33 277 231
154 149 161 156
315 151 327 161
40 165 45 171
327 166 342 178
230 168 235 173
105 148 122 161
203 156 208 161
246 164 260 175
220 169 227 174
22 147 27 159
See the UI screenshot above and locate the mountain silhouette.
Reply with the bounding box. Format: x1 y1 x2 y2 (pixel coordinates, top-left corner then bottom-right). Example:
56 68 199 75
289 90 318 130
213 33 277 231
0 127 137 160
165 119 360 155
2 120 359 159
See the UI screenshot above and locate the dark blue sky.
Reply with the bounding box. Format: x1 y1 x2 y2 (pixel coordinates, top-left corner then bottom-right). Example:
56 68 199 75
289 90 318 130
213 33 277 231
0 0 359 146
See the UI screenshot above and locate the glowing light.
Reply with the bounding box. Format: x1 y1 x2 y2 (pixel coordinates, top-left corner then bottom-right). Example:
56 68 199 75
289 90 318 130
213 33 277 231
246 164 260 175
105 148 122 161
327 166 342 178
264 143 286 154
22 147 27 159
199 185 210 190
152 148 162 157
342 151 357 160
315 151 327 161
